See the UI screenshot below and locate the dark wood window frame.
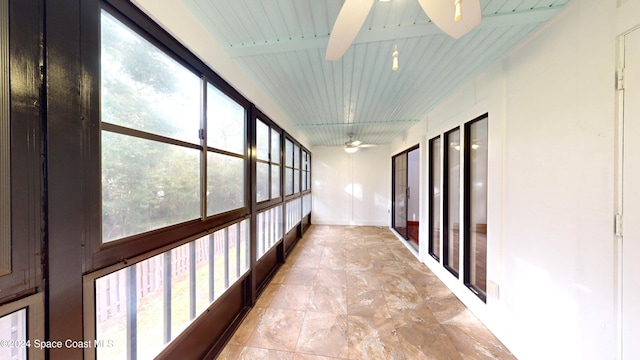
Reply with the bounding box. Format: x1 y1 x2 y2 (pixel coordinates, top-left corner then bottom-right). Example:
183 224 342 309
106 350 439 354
46 0 312 358
0 0 43 305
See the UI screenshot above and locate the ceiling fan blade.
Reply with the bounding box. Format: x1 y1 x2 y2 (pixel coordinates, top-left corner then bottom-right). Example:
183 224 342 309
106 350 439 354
351 140 362 147
359 144 378 148
418 0 481 39
325 0 375 61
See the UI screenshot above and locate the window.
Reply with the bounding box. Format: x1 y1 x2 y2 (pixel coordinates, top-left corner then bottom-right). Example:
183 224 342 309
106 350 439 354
101 10 201 242
302 151 310 192
464 115 488 301
100 10 248 242
285 139 294 196
443 128 461 277
95 220 249 359
0 0 9 276
294 144 300 194
255 118 281 203
206 84 246 216
0 294 44 360
0 309 26 360
429 136 441 261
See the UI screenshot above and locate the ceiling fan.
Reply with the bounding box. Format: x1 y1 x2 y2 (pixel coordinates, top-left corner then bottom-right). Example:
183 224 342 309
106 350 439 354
344 133 376 153
326 0 482 61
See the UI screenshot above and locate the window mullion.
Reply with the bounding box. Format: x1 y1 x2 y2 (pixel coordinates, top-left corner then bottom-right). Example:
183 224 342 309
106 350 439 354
201 77 208 220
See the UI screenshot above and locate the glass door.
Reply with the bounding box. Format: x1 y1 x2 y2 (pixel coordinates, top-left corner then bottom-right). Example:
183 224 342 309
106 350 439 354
392 153 407 239
392 146 419 247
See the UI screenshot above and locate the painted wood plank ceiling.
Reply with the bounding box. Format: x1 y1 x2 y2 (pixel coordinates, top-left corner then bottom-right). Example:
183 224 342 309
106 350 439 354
183 0 570 147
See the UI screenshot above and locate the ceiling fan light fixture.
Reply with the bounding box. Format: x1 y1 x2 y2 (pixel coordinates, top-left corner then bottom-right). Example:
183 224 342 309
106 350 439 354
454 0 462 21
344 145 359 153
392 45 399 71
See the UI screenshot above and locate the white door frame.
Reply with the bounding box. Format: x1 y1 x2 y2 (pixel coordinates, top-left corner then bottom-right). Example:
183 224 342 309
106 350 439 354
617 24 640 360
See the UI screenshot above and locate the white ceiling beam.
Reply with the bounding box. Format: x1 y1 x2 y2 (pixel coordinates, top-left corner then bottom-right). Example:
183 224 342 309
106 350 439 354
226 6 564 58
296 120 420 128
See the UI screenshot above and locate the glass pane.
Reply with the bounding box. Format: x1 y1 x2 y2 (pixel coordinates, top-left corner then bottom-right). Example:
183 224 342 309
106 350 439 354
194 236 210 315
207 152 245 216
0 309 27 360
211 231 227 298
429 137 441 260
256 162 269 202
294 169 300 194
285 168 294 196
102 132 200 242
101 11 200 144
302 170 307 191
467 117 488 296
303 194 312 216
445 129 461 275
170 244 191 339
227 223 243 285
286 198 301 233
96 220 249 360
271 129 280 164
257 205 283 260
285 140 293 168
256 119 269 161
271 165 281 199
207 83 245 155
294 144 300 169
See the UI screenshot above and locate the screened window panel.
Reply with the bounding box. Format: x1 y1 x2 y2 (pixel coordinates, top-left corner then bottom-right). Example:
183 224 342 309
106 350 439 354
302 171 307 191
207 83 245 156
294 169 300 194
101 11 200 144
285 168 294 196
271 129 280 164
293 144 300 169
207 152 245 216
271 165 281 199
95 220 249 360
285 140 293 168
256 162 269 203
0 309 27 360
256 119 269 161
102 132 200 242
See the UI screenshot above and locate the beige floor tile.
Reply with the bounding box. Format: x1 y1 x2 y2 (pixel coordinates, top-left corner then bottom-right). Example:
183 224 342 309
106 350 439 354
220 225 516 360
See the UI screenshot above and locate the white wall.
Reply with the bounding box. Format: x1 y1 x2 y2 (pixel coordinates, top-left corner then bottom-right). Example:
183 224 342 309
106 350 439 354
311 145 390 226
390 0 640 359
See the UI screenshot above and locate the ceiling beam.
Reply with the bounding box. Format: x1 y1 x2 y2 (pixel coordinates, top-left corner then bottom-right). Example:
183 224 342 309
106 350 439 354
226 6 565 58
296 120 420 128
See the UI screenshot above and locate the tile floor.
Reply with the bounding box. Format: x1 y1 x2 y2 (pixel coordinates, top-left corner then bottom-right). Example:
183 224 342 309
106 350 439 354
218 225 516 359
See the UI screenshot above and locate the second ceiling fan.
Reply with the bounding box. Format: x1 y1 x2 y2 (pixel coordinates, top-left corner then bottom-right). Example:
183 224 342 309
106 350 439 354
326 0 482 61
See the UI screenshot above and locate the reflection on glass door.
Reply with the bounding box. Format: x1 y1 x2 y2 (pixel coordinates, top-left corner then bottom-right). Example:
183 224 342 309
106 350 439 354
444 128 460 277
392 146 420 248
